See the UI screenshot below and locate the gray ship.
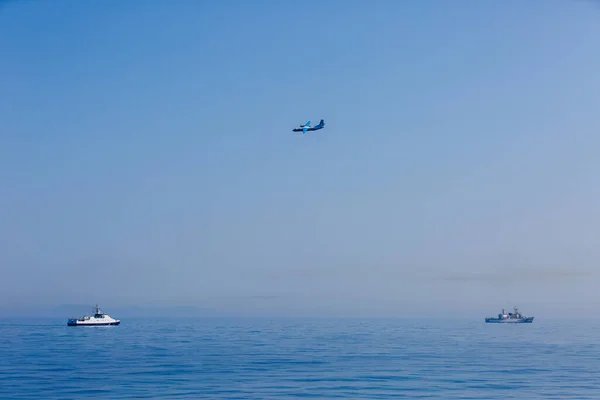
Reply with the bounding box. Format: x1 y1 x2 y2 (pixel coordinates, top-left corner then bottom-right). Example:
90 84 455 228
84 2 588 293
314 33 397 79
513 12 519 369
485 306 534 323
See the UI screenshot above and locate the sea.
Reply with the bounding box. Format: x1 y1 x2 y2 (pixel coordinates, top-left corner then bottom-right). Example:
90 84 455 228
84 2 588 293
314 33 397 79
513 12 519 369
1 317 600 399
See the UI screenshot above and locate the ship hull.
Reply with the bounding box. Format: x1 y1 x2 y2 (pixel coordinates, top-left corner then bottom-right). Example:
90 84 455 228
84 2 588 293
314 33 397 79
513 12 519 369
485 318 534 323
67 320 120 326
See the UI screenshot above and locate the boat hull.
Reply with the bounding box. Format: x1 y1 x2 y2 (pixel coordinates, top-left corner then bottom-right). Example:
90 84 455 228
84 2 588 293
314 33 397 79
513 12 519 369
67 321 120 326
485 317 534 323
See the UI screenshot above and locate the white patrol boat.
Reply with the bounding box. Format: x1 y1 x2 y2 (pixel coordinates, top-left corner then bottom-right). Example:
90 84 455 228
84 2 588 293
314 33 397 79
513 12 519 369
67 304 120 326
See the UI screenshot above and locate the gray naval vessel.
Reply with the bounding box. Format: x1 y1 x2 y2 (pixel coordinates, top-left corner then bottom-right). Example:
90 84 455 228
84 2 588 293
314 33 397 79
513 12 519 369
485 306 534 323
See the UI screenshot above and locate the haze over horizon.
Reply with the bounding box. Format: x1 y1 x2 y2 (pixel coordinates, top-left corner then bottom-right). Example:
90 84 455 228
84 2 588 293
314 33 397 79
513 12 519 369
2 0 600 317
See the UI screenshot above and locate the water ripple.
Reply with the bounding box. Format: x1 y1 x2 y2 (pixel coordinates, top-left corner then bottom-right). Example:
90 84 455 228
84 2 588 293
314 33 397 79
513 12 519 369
1 318 600 399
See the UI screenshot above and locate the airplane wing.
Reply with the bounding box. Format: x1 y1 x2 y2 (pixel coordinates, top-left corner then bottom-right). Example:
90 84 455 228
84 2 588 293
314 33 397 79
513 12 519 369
302 127 308 134
304 121 310 127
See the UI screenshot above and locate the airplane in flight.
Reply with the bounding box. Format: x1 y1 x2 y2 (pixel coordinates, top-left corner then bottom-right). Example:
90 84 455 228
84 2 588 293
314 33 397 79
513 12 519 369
292 119 326 134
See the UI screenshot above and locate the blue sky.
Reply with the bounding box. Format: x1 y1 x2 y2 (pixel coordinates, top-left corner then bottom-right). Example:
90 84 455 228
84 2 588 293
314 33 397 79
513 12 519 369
1 0 600 317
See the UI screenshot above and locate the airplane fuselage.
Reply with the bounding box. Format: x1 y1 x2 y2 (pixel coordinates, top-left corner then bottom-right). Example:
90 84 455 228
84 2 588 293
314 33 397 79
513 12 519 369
293 125 324 131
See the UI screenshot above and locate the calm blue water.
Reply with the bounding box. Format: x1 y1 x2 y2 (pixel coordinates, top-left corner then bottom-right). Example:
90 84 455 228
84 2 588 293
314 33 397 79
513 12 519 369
1 317 600 399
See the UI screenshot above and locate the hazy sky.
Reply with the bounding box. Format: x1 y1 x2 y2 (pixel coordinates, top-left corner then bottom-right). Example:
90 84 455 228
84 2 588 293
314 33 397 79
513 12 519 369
1 0 600 317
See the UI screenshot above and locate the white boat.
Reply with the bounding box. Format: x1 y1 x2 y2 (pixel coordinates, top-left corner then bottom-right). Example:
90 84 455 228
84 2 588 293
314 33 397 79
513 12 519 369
67 304 120 326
